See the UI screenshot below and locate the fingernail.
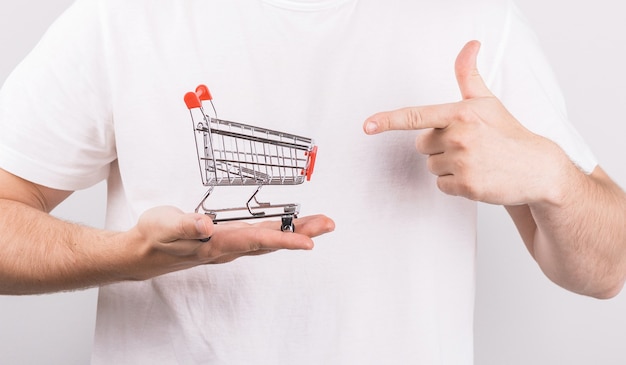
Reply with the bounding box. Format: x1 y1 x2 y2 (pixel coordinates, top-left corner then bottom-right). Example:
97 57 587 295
195 219 208 236
365 121 378 134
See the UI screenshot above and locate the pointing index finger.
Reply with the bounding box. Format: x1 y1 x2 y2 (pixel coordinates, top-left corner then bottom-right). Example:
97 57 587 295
363 105 452 134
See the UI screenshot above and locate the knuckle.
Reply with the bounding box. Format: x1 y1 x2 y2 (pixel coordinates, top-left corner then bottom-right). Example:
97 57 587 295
454 103 480 126
447 132 467 150
374 115 388 131
446 126 478 151
437 171 483 201
457 177 482 200
405 108 423 129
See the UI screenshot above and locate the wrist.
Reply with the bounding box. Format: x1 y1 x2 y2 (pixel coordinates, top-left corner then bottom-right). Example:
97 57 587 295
113 224 198 282
529 147 588 210
110 227 164 282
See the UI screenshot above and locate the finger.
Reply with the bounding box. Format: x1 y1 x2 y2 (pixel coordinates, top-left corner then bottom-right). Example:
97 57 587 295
210 248 278 265
415 129 446 155
156 212 215 256
436 174 457 196
170 212 214 242
455 40 493 100
426 153 454 177
363 104 457 134
199 215 335 260
253 214 336 237
294 214 336 237
206 227 314 258
141 206 214 242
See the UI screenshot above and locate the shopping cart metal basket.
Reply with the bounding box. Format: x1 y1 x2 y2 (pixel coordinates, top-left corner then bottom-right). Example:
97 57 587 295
184 84 317 232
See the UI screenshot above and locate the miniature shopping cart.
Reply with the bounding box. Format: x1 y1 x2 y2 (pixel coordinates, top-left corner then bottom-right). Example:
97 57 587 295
183 85 317 232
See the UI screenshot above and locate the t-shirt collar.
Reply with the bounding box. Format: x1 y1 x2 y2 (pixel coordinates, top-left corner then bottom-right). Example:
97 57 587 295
261 0 352 11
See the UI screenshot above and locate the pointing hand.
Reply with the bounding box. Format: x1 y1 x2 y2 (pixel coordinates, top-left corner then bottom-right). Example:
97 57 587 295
363 41 568 206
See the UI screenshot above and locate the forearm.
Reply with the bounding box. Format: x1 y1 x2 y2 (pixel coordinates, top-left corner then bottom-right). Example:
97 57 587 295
0 199 137 295
509 167 626 298
0 198 333 295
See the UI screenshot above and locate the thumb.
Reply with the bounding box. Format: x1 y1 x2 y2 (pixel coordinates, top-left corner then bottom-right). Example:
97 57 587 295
140 206 214 242
455 40 493 100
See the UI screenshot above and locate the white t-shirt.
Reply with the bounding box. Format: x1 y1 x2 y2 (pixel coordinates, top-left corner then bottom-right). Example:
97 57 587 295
0 0 596 364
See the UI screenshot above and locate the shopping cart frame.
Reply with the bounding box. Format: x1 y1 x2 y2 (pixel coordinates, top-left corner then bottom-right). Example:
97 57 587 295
184 85 317 232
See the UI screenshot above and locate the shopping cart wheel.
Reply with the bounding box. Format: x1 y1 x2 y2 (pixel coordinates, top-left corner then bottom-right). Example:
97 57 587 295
281 215 295 232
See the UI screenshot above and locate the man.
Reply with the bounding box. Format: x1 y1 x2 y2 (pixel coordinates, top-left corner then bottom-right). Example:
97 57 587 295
0 0 624 364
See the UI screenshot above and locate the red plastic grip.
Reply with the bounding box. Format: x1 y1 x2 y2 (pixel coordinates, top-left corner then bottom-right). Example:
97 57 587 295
184 84 213 109
195 84 212 101
184 92 202 109
303 145 318 181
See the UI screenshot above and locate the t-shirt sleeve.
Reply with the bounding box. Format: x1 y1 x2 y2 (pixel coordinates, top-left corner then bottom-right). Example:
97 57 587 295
0 0 115 191
484 0 597 174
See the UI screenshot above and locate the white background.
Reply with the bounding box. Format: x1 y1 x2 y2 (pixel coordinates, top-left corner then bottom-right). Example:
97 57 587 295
1 1 625 364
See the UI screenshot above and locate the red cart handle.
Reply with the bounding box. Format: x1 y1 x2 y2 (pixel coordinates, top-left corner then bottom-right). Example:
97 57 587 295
184 84 213 109
195 84 212 101
303 145 318 181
